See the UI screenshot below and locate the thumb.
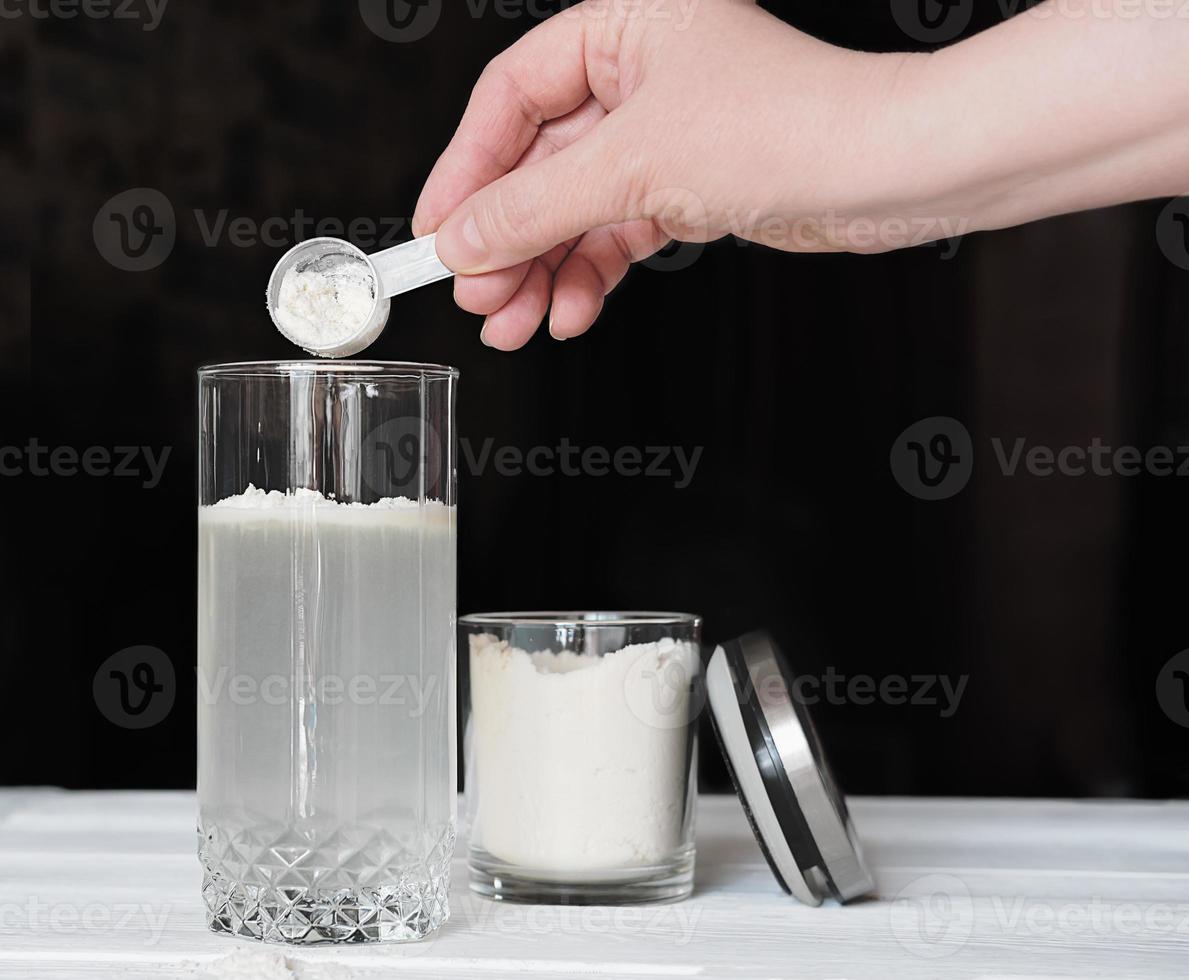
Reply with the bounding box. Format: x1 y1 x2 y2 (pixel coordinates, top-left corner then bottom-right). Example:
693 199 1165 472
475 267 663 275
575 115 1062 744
434 118 645 276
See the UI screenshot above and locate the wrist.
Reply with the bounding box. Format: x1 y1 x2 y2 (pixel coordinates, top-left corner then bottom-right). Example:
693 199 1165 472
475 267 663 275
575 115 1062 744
743 40 956 254
771 47 956 253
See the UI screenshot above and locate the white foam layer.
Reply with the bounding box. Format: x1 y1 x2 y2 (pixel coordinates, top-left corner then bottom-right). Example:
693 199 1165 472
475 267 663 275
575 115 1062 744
200 484 452 527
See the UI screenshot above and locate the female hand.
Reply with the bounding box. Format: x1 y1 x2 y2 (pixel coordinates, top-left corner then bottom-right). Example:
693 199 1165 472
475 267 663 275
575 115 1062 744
413 0 1189 349
413 0 917 348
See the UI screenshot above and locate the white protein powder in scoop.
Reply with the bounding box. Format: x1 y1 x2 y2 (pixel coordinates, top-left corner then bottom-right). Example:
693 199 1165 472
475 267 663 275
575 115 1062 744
468 634 700 873
274 252 376 351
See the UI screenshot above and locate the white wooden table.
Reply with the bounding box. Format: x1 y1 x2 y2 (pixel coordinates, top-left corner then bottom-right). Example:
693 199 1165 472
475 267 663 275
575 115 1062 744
1 792 1186 979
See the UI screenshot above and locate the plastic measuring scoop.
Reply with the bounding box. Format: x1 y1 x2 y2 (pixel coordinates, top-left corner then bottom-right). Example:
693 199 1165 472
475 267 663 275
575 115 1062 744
267 235 453 358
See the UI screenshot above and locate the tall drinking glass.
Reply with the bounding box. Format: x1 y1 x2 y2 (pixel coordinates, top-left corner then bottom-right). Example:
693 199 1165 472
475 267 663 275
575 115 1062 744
197 361 457 944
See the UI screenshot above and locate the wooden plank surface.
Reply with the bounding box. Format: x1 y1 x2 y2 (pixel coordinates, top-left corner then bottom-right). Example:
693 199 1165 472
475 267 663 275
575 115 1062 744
0 792 1186 979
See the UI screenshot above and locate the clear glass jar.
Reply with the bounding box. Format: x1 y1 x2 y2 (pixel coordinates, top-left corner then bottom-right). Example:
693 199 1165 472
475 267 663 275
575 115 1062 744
197 361 457 944
460 612 702 904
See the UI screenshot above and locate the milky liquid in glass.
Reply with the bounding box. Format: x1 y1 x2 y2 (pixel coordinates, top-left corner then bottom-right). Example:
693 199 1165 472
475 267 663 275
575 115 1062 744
196 362 457 945
198 496 455 943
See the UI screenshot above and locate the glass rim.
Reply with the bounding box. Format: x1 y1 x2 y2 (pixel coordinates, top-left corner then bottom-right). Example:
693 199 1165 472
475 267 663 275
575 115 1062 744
197 360 459 380
459 611 702 628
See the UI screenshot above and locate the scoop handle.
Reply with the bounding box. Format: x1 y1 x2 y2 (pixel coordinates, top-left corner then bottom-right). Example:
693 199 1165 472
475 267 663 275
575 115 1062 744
370 234 453 297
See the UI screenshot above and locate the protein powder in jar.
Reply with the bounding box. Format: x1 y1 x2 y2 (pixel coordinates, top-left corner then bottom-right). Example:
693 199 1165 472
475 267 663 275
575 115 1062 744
460 612 702 905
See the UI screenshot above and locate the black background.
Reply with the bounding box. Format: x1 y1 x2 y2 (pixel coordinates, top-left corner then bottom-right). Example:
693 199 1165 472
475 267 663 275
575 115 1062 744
3 0 1188 798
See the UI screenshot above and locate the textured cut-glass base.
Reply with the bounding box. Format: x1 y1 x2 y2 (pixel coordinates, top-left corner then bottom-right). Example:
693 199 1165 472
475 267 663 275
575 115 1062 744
200 821 454 945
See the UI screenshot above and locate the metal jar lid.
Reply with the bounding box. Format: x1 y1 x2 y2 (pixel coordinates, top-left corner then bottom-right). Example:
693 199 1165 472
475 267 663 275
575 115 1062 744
706 630 874 906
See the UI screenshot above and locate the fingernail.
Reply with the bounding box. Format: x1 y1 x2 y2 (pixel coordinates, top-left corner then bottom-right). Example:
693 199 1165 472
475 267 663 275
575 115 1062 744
479 318 494 347
548 311 565 341
438 213 489 274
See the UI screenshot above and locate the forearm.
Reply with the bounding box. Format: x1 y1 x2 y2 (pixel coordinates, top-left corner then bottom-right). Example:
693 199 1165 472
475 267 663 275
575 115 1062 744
888 0 1189 233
